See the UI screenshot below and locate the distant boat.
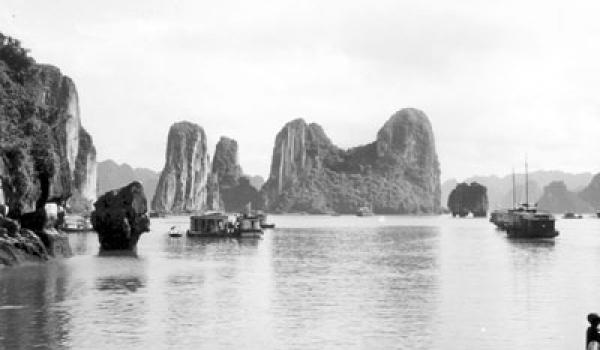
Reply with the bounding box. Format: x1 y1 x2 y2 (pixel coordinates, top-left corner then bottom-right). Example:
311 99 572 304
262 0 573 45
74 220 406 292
255 211 276 229
168 226 182 237
597 211 600 219
186 213 263 238
562 212 583 219
60 216 94 233
490 163 558 239
149 211 166 218
356 206 374 217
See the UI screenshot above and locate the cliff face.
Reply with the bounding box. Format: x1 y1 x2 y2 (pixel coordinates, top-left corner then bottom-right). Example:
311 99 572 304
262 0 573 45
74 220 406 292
580 173 600 209
0 56 97 215
151 122 211 213
212 137 242 188
211 137 261 212
261 108 441 214
447 182 488 217
537 181 592 213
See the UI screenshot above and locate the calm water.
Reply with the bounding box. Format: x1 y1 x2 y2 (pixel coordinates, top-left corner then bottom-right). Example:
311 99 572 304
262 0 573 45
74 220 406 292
0 215 599 349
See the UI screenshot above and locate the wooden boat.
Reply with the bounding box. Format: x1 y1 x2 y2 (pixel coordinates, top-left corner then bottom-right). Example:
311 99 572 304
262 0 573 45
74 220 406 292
186 213 263 238
187 213 232 237
491 204 558 238
149 211 166 218
237 215 263 237
168 226 182 237
60 216 94 233
562 212 583 219
255 211 275 229
356 206 374 217
490 163 558 239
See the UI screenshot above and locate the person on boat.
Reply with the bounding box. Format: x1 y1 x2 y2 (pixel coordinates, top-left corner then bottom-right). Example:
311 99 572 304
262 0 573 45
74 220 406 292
586 313 600 350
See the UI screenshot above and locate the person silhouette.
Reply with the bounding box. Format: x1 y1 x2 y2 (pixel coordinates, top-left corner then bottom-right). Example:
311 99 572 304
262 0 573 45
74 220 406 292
587 313 600 350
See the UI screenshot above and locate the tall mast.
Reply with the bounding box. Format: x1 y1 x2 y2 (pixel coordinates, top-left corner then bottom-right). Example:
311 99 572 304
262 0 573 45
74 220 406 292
525 159 529 206
512 168 516 209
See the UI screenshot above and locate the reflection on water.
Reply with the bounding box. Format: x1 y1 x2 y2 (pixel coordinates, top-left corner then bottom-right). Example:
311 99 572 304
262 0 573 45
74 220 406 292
0 216 599 349
96 277 144 293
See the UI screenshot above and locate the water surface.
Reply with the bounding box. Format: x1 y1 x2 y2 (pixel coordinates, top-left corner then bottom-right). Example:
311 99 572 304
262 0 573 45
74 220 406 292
0 215 598 349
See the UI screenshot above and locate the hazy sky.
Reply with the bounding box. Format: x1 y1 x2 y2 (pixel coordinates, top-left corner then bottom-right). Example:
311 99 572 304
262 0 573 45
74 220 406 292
2 0 600 181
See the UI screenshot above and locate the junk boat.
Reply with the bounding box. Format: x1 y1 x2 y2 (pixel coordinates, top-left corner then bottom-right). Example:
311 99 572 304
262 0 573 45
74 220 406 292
187 213 233 237
356 206 374 217
490 204 558 238
186 213 263 238
61 216 94 233
256 211 275 229
168 226 182 237
237 215 263 237
490 163 559 239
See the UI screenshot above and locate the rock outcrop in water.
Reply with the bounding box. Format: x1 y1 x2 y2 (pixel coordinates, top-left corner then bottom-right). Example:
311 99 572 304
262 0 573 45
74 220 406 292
211 137 261 212
91 181 150 251
0 35 97 216
261 108 441 214
447 182 488 217
152 122 211 213
537 181 592 213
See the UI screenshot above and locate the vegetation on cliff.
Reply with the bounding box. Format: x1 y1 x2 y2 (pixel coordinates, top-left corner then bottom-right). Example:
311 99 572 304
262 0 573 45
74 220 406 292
0 32 97 216
261 109 441 214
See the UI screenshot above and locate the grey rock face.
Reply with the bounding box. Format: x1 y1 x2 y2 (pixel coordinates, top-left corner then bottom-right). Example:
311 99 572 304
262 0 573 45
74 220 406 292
152 122 211 213
261 108 441 214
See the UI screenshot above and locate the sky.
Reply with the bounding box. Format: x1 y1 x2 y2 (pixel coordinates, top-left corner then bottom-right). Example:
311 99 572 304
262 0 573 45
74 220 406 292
2 0 600 181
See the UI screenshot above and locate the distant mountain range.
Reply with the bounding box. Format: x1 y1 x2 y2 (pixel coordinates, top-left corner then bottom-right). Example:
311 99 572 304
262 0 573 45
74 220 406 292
97 159 264 204
442 171 594 210
97 160 161 200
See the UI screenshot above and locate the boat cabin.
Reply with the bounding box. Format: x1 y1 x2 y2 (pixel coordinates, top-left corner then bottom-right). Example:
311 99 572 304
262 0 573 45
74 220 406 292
188 214 230 236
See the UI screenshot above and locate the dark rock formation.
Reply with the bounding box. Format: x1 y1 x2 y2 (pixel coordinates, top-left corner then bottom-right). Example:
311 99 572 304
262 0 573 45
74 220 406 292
447 182 489 217
152 122 211 213
261 108 441 214
0 35 97 216
537 181 592 213
97 159 160 200
0 203 72 266
211 137 262 212
579 173 600 209
91 181 150 251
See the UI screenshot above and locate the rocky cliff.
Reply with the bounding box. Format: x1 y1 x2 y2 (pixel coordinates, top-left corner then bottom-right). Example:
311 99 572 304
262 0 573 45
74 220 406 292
0 34 97 216
211 137 261 212
537 181 592 213
579 173 600 209
261 108 441 214
447 182 488 217
151 122 211 213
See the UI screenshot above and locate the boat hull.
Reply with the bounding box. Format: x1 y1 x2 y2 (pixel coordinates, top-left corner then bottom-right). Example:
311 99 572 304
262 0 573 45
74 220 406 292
491 208 558 239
